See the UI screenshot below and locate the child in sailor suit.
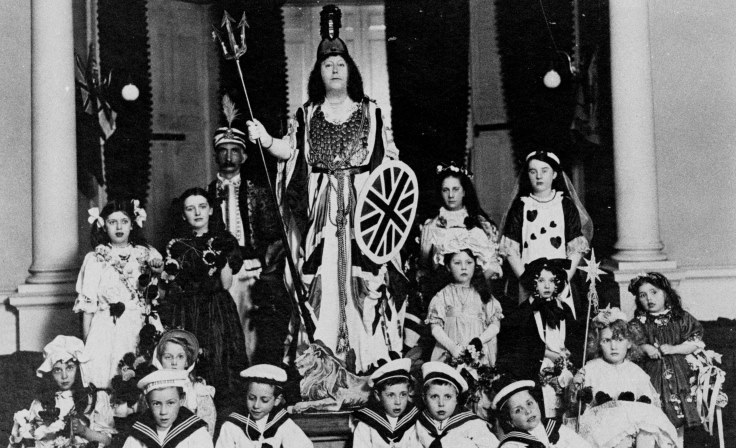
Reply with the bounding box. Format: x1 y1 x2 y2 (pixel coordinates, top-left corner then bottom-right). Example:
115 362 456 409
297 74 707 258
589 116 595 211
123 369 212 448
415 362 499 448
216 364 312 448
352 358 419 447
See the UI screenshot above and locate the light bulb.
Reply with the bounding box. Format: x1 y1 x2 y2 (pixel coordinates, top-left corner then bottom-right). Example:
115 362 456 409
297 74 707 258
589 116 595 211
122 83 139 101
543 69 561 89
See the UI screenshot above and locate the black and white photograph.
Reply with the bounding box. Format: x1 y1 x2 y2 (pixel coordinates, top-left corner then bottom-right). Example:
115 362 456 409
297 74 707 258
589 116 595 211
0 0 734 447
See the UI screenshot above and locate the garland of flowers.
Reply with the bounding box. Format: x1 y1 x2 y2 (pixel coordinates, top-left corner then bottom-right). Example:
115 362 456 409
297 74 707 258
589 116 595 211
97 0 153 203
385 0 470 219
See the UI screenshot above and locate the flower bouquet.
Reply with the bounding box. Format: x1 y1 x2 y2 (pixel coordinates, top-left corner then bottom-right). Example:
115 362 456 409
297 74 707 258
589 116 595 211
10 405 88 448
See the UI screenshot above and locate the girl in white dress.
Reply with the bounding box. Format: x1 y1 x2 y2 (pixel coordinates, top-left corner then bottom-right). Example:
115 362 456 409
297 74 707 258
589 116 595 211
426 233 504 366
573 307 678 448
75 200 163 388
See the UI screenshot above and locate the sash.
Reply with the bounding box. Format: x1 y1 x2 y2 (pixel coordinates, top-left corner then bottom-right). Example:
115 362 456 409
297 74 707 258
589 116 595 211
224 407 290 442
417 410 479 448
353 404 419 445
130 407 207 448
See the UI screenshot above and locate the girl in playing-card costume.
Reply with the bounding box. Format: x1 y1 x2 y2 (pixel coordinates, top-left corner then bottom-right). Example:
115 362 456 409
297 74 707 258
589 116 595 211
8 336 115 448
573 306 678 448
152 330 216 437
492 379 590 448
352 358 419 447
426 234 504 366
122 369 212 448
628 272 704 443
415 361 499 448
216 365 312 448
75 199 163 388
500 151 591 306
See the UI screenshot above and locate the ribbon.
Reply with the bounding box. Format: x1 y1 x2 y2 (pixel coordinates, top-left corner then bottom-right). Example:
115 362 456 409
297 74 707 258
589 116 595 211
132 199 147 228
87 207 104 228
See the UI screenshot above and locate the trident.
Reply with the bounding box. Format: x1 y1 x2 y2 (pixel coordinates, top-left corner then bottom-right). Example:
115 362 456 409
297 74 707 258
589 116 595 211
213 11 316 342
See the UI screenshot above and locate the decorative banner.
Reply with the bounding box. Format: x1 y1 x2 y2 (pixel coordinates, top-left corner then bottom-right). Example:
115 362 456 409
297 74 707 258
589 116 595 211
355 161 418 265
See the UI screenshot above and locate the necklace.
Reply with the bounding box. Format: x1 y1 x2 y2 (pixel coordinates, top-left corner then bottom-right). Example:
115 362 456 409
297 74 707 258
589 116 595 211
530 190 557 203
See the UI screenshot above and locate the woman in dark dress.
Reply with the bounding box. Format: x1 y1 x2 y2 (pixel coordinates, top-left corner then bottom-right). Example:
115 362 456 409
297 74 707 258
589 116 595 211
160 187 247 409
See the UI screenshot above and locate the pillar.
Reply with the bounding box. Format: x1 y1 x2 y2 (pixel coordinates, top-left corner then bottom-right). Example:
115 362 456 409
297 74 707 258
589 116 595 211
605 0 677 317
9 0 81 350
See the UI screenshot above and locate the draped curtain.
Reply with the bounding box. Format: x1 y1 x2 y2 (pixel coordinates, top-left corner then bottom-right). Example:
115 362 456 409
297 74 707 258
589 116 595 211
494 0 576 169
385 0 470 219
97 0 154 204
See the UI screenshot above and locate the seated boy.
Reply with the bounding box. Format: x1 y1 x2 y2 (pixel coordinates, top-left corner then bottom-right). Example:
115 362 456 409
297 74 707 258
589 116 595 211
415 361 499 448
123 369 212 448
216 364 312 448
492 380 590 447
353 358 419 447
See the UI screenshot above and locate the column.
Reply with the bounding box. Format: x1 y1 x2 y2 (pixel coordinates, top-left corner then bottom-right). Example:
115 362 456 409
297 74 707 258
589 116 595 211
9 0 80 350
605 0 677 317
27 0 79 284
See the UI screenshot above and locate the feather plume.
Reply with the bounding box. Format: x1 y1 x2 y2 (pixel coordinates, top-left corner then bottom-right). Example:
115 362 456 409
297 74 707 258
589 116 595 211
221 94 240 127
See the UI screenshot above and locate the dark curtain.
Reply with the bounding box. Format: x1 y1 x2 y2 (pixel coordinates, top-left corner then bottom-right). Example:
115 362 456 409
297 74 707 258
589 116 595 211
385 0 470 220
217 0 289 187
495 0 576 169
97 0 154 204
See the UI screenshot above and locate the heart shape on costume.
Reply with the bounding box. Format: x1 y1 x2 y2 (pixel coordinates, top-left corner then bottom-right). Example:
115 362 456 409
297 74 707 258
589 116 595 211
530 233 537 240
526 210 538 222
540 227 546 234
550 221 557 228
550 236 562 249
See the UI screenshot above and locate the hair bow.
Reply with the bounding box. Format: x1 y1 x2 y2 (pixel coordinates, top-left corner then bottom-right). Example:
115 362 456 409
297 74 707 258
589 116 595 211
132 199 147 227
433 230 489 267
87 207 104 228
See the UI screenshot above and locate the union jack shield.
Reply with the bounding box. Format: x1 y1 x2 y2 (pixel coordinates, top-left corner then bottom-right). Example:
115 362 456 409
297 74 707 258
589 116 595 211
355 161 418 264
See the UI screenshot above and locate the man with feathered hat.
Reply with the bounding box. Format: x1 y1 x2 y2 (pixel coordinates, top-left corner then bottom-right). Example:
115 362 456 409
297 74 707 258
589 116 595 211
207 95 292 367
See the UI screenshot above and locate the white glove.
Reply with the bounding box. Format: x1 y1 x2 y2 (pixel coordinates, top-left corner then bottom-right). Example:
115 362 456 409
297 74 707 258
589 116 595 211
245 119 273 147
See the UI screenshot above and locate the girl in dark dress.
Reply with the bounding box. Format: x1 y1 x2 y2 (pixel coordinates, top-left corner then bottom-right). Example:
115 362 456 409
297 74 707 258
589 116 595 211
161 187 247 409
628 272 704 445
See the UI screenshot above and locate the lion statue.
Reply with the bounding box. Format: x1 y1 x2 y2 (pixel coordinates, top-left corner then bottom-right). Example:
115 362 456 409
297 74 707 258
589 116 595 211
289 341 371 413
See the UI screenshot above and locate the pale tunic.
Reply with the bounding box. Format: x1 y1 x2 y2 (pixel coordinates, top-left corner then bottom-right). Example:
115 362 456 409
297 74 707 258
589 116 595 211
578 359 677 448
426 284 503 365
74 244 162 387
352 415 418 448
122 426 212 448
215 417 313 448
415 417 499 448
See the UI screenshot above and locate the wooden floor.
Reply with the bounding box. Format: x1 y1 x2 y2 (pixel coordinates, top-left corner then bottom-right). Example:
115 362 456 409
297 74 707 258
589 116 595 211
2 319 734 447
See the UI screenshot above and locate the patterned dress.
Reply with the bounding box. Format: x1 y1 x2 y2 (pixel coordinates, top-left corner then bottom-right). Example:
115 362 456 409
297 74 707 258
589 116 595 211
161 231 247 407
74 244 162 388
631 309 704 427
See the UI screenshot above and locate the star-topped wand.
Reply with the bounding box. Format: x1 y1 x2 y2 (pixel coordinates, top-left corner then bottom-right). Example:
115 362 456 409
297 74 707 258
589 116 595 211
575 248 602 428
212 12 316 342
